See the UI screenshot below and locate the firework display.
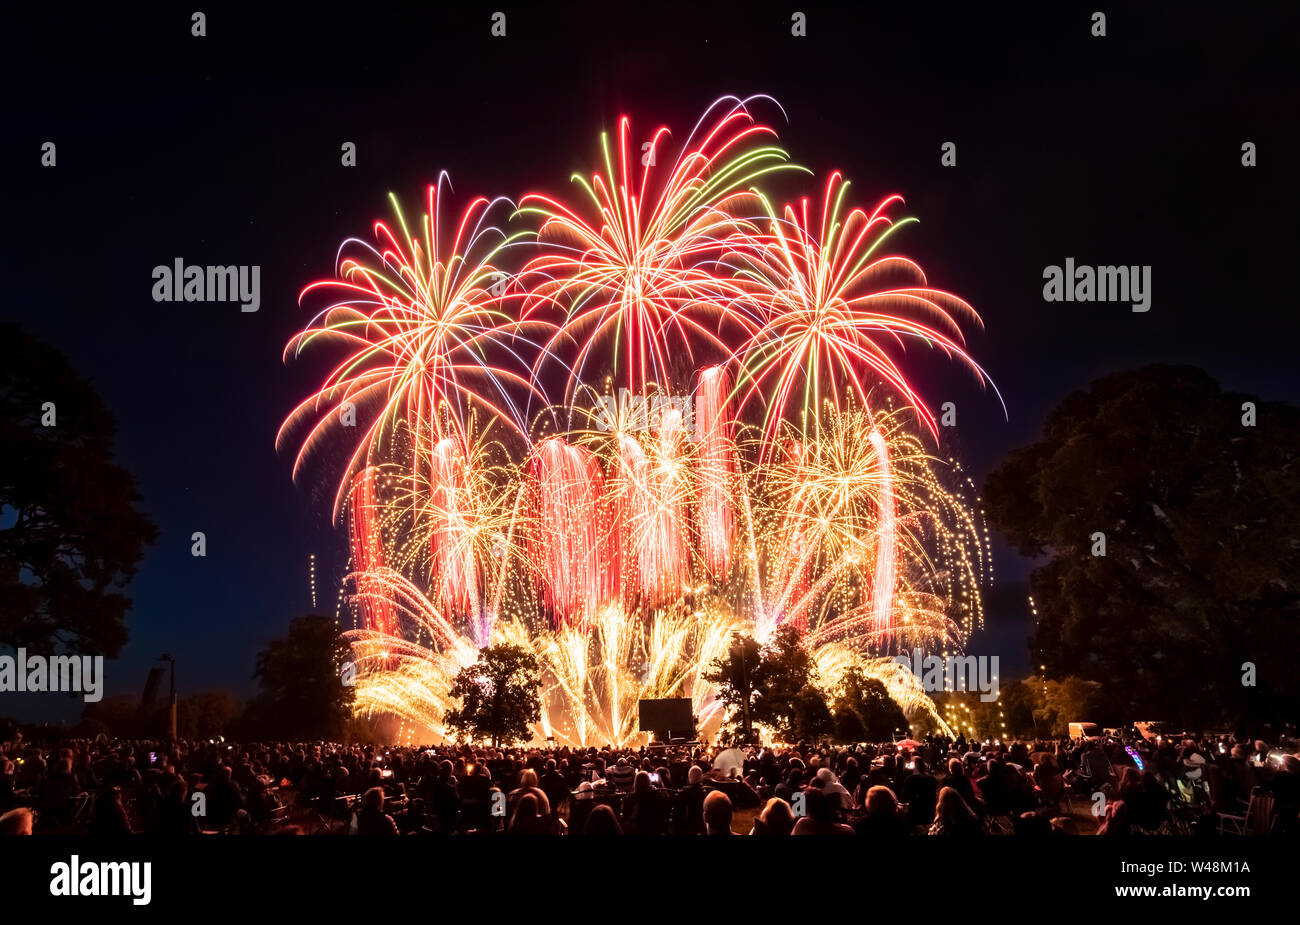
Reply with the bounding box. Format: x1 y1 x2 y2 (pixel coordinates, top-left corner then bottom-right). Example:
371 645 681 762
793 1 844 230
281 96 997 746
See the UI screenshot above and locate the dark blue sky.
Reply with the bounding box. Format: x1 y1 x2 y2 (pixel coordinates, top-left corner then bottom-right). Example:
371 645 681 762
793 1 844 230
7 3 1298 721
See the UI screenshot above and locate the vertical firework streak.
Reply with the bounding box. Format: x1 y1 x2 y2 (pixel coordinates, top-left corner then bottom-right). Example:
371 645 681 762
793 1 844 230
525 437 611 624
696 365 735 578
754 437 812 638
613 414 693 607
428 437 484 643
868 427 896 633
789 404 990 655
348 467 396 636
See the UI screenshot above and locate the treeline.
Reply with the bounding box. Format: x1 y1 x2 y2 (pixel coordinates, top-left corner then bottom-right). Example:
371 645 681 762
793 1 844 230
69 615 361 742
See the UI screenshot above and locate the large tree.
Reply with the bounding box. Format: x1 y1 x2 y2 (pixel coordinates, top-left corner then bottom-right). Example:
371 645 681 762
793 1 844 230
750 624 829 742
701 633 761 742
984 366 1299 728
1032 676 1104 737
245 615 356 739
832 666 908 742
706 625 829 742
996 680 1042 738
0 324 156 656
445 644 541 746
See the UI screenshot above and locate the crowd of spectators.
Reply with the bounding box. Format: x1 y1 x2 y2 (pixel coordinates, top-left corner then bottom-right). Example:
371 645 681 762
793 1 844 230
1 728 1295 836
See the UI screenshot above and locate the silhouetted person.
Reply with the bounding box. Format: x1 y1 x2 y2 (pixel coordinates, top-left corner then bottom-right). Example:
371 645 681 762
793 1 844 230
941 758 982 816
89 787 132 836
205 766 245 828
853 785 909 836
355 786 399 835
751 797 795 835
902 758 939 830
703 790 733 835
623 771 669 835
792 788 854 835
584 804 623 835
507 793 544 834
1097 798 1135 836
675 765 707 834
540 759 569 815
929 786 981 835
150 779 199 835
432 761 460 834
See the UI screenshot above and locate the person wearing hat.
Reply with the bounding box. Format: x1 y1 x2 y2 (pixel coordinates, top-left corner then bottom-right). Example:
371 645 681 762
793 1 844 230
814 766 853 806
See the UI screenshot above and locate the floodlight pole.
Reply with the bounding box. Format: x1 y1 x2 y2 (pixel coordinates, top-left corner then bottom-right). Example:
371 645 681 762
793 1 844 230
158 654 177 741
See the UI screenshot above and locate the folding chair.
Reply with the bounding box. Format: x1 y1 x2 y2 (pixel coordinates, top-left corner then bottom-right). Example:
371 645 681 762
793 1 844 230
1218 787 1275 835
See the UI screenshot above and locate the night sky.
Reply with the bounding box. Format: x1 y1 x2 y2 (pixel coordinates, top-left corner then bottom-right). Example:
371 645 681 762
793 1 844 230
7 3 1298 721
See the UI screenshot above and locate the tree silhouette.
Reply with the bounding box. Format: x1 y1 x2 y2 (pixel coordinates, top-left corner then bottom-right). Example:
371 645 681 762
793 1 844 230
832 666 908 742
245 615 355 739
445 644 541 746
749 623 822 739
0 324 156 656
702 633 761 742
984 366 1300 727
